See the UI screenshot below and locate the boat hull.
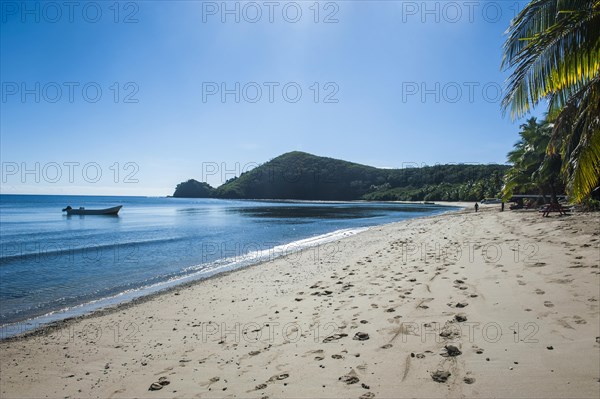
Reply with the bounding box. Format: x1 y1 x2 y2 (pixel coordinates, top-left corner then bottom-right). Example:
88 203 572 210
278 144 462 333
65 206 122 216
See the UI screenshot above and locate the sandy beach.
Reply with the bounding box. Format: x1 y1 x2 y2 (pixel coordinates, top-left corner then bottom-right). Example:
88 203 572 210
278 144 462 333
1 205 598 398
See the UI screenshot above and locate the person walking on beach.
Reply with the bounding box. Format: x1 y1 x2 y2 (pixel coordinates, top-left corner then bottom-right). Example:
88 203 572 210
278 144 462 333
474 202 479 212
501 202 505 212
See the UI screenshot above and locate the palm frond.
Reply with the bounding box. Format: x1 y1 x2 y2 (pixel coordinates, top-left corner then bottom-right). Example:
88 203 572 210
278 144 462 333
502 0 600 118
551 76 600 200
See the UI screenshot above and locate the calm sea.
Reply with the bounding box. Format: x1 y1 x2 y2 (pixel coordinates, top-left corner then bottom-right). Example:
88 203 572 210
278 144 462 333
0 195 456 338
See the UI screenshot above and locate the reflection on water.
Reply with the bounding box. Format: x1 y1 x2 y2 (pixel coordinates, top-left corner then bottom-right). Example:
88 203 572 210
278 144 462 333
226 204 442 219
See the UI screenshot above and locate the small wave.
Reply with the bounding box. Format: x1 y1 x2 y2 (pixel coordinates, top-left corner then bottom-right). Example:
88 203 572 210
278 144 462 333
0 236 185 264
0 226 368 339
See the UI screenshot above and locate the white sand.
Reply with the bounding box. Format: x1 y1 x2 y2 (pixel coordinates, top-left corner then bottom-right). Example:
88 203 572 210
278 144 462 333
1 206 599 398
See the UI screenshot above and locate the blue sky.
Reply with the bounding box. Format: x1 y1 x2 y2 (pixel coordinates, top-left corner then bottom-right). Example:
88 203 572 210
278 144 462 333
1 0 542 195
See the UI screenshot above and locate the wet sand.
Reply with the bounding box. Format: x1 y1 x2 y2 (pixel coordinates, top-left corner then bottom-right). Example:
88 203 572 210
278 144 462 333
1 205 599 398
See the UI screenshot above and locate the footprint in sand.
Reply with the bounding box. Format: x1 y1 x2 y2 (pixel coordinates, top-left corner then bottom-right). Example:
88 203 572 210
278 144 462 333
441 345 462 357
304 349 324 357
544 301 554 308
439 324 461 339
323 333 348 343
339 369 360 384
530 262 547 268
535 289 545 295
268 373 289 382
454 313 467 322
464 377 476 384
353 332 370 341
550 278 573 284
431 370 451 383
417 298 433 309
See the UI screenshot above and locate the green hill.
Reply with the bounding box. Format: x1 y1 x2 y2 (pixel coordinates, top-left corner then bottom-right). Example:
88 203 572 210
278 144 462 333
173 179 214 198
173 151 508 201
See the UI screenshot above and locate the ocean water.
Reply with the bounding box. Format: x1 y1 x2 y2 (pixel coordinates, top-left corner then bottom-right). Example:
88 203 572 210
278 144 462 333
0 195 456 338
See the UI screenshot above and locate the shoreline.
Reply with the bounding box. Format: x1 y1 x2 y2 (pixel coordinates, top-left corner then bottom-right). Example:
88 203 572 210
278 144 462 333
1 203 465 342
2 205 597 398
0 228 366 342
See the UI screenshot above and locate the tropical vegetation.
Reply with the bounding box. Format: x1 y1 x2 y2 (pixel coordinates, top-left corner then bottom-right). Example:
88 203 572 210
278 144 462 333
173 180 214 198
502 0 600 202
173 151 507 201
501 117 564 201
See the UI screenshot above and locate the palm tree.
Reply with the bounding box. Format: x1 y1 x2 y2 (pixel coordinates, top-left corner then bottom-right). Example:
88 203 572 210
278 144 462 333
502 117 563 201
502 0 600 202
